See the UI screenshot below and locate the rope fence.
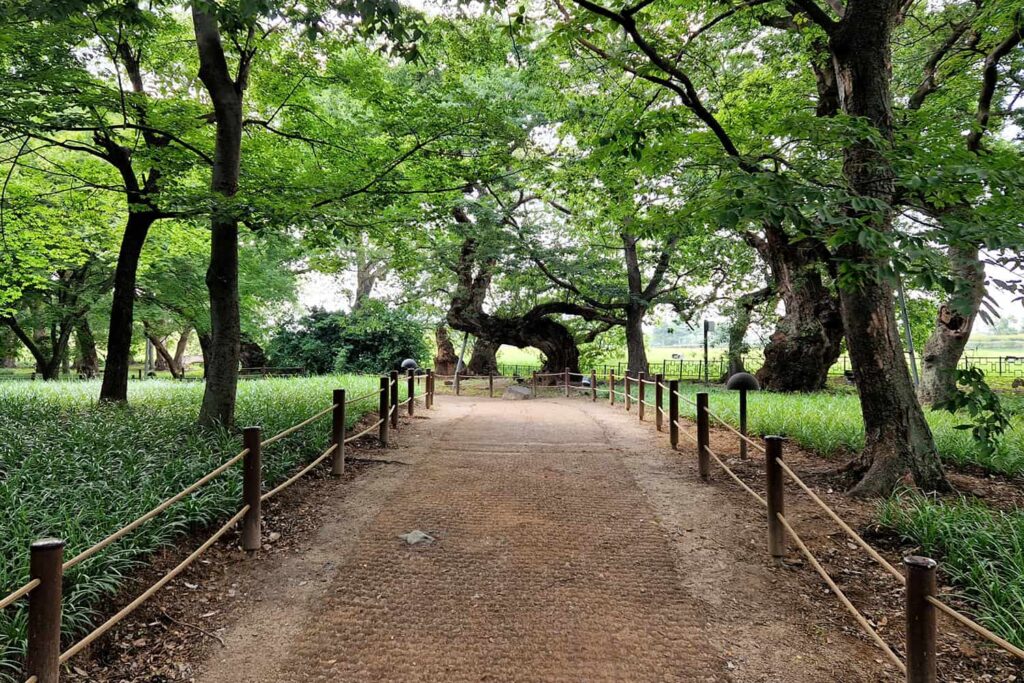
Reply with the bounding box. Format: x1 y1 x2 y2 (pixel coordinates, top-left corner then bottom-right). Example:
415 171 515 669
2 367 438 682
530 368 1024 680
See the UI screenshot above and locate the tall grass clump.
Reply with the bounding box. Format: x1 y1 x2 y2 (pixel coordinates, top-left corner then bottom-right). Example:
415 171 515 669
0 374 393 680
879 492 1024 648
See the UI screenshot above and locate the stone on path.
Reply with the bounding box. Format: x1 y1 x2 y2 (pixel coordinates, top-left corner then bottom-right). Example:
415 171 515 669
503 385 532 400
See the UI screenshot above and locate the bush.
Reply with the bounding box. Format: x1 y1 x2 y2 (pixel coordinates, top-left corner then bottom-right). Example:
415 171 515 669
267 302 428 374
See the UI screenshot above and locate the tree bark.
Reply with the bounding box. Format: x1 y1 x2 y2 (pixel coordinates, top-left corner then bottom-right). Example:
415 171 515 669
173 325 192 371
147 332 181 379
467 337 500 375
722 286 773 380
827 0 948 494
193 7 246 428
198 331 212 379
624 308 647 377
918 243 984 404
74 318 99 378
433 325 459 376
749 225 844 391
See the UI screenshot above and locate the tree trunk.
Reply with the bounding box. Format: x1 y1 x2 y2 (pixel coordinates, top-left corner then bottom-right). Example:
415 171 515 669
624 308 647 377
239 335 268 369
467 337 500 375
193 7 245 428
198 331 212 379
918 244 984 404
147 332 181 379
100 212 156 401
74 318 99 378
433 325 459 375
173 326 192 371
829 2 948 494
722 287 773 381
751 225 844 391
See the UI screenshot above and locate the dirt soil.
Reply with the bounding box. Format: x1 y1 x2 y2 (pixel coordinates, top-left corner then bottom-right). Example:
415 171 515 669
65 393 1020 682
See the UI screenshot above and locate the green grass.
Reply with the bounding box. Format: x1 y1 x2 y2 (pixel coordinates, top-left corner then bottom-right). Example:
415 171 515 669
619 383 1024 476
0 375 395 680
879 492 1024 649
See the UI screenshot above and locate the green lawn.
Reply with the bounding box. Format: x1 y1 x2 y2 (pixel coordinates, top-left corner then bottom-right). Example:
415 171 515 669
0 375 394 680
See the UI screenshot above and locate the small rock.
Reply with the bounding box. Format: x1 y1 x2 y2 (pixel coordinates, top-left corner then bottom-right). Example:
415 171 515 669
399 530 435 545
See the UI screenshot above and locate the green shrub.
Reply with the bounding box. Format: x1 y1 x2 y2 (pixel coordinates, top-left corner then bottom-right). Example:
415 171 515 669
267 302 428 374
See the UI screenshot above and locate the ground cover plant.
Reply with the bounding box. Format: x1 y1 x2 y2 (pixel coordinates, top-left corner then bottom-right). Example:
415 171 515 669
0 375 398 679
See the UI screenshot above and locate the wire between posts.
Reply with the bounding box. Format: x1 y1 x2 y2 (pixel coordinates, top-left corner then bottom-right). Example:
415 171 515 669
704 444 767 507
64 448 251 570
775 512 906 674
261 404 334 447
345 419 385 443
925 595 1024 659
774 458 904 585
60 505 251 665
703 406 766 454
262 443 338 502
0 579 40 611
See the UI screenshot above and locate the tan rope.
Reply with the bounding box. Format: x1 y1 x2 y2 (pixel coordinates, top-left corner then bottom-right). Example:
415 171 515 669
0 579 40 610
672 420 700 445
60 505 250 664
703 407 766 454
672 390 698 408
346 389 381 404
261 443 338 502
775 459 904 585
776 513 906 673
344 419 384 443
704 445 767 507
926 596 1024 659
261 405 334 447
64 448 250 570
25 677 37 683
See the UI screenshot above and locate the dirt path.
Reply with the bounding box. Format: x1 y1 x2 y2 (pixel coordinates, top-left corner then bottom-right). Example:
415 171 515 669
196 395 892 683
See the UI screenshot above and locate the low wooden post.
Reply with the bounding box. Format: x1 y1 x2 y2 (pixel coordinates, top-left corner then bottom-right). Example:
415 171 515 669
654 374 664 431
765 436 785 562
532 370 538 397
378 376 390 446
242 426 262 551
26 538 64 683
905 556 938 683
564 367 570 397
625 375 632 411
426 370 434 409
407 370 415 416
489 373 494 398
390 370 399 431
696 392 710 480
331 389 346 476
609 370 615 405
637 371 646 421
455 371 461 396
669 380 679 449
591 370 597 401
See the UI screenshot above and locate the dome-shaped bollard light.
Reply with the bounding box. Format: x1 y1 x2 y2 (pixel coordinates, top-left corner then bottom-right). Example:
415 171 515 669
726 372 760 459
401 358 419 372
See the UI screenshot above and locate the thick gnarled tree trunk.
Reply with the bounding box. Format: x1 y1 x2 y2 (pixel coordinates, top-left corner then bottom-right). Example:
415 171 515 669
750 225 843 391
433 326 459 375
828 0 947 494
918 244 985 404
74 319 99 378
467 337 500 375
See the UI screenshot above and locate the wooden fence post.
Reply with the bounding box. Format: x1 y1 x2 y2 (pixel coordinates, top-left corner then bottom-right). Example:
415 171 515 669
591 370 597 401
378 376 390 446
26 538 64 683
426 370 433 409
408 370 415 416
564 367 570 397
390 370 399 431
609 370 615 406
765 435 785 562
489 373 494 398
696 392 710 480
332 389 346 476
655 374 664 431
637 371 646 421
625 375 632 411
242 426 262 551
532 370 537 397
905 556 938 683
669 380 679 449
